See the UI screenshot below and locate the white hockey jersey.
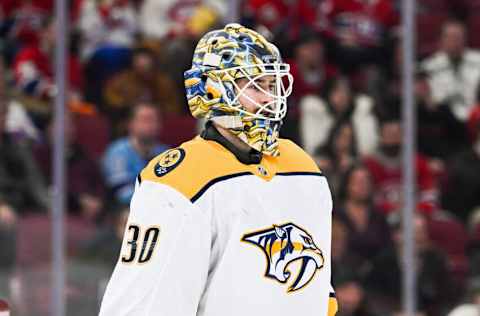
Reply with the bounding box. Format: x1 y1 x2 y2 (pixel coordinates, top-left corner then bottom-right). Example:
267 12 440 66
99 128 338 316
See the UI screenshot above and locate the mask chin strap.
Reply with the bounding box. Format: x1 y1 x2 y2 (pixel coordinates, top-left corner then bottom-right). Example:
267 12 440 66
210 115 257 152
210 115 244 130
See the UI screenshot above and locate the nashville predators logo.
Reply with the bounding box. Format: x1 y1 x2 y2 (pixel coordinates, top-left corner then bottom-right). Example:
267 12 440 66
242 223 324 293
154 148 185 177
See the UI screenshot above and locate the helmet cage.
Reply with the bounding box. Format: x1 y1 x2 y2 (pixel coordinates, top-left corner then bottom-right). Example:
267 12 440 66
209 62 293 122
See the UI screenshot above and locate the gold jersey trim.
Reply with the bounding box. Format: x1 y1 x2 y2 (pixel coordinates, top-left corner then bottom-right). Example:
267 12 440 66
140 137 321 201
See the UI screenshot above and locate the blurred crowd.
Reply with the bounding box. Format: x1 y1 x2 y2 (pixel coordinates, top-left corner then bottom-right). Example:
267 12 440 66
1 0 480 315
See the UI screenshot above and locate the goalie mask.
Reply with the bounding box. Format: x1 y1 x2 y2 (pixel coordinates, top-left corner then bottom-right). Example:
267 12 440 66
184 23 293 156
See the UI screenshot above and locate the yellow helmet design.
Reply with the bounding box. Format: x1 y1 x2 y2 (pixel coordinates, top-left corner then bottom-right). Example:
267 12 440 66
184 23 293 156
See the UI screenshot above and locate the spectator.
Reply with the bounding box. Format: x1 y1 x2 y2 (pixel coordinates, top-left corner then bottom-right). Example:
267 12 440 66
143 1 227 100
331 219 370 294
103 47 183 134
366 212 454 316
77 0 139 61
331 215 376 316
332 218 365 280
242 0 291 34
315 120 359 194
34 113 105 222
363 117 438 215
78 0 139 105
441 111 480 221
102 103 168 206
0 60 22 292
447 277 480 316
448 305 480 316
2 0 53 51
416 70 469 160
140 0 226 40
5 99 40 142
0 0 18 37
319 0 398 73
13 17 84 99
421 20 480 121
335 164 392 261
288 30 336 101
336 278 377 316
0 57 40 142
242 0 322 56
0 81 49 213
300 77 378 156
283 29 336 144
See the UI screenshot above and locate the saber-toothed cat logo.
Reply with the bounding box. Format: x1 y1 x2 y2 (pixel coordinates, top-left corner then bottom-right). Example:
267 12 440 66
242 223 324 293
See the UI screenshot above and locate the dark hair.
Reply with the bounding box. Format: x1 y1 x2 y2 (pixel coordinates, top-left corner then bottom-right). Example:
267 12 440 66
132 47 156 59
293 27 323 49
336 163 372 202
378 102 401 128
441 19 466 35
127 102 159 122
322 76 355 118
129 47 157 69
315 119 358 161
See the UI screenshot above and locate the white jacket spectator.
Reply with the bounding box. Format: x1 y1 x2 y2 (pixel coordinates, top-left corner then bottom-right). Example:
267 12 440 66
300 95 378 157
448 304 479 316
422 49 480 121
78 0 139 60
140 0 227 40
421 20 480 121
6 100 40 141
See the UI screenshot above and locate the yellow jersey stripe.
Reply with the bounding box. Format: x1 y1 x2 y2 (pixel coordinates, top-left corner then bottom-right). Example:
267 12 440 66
328 295 338 316
140 137 321 201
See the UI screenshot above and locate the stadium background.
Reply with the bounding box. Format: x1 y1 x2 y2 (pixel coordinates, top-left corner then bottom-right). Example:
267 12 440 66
1 0 480 315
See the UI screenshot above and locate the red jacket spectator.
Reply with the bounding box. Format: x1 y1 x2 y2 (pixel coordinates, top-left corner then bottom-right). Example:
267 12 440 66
243 0 289 31
363 119 438 215
6 0 53 45
364 153 437 215
320 0 398 48
289 60 337 99
286 30 337 116
13 45 84 98
0 0 18 19
140 0 227 40
242 0 320 35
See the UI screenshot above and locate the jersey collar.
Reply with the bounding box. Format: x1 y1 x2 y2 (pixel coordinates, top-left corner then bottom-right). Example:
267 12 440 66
201 121 262 165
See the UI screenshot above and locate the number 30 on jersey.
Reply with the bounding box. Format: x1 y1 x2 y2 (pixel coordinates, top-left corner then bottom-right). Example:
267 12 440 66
121 224 160 264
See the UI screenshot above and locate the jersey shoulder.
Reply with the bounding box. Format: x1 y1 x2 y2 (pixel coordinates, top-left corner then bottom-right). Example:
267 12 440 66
275 138 321 174
139 136 250 201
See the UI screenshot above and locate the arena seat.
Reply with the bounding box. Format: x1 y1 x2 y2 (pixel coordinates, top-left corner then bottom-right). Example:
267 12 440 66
427 211 469 285
159 114 197 147
16 214 96 267
74 113 111 161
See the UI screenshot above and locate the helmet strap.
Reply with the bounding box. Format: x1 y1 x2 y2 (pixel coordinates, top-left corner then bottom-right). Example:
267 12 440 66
210 115 243 130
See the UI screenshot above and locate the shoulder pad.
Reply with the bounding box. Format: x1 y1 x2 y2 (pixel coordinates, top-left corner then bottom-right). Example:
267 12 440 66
274 139 321 174
139 137 251 201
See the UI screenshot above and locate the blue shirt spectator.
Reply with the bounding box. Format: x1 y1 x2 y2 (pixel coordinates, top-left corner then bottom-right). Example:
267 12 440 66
102 138 168 205
102 103 168 205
